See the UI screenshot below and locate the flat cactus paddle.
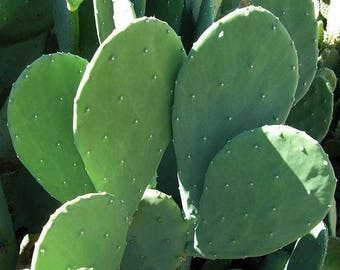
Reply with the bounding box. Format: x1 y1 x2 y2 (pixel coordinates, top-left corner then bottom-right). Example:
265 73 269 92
31 193 129 270
74 17 186 217
7 53 95 203
195 125 336 258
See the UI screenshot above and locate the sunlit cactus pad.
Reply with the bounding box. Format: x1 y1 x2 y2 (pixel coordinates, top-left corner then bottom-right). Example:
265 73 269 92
195 125 336 258
31 193 129 270
7 53 94 203
74 17 186 217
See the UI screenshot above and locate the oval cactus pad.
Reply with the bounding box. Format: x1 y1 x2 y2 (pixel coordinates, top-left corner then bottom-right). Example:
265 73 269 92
173 6 298 219
74 17 186 217
7 53 95 203
195 125 336 258
31 193 129 270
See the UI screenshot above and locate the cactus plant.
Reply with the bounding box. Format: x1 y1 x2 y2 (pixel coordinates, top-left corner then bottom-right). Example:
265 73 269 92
0 0 340 268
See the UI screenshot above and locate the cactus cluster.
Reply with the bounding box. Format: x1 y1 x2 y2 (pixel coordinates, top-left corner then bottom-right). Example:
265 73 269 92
1 0 340 269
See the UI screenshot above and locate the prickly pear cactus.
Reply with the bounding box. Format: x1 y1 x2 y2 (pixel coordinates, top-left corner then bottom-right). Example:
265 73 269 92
120 189 188 270
74 17 186 217
7 53 95 203
195 125 336 258
173 6 298 219
31 193 129 270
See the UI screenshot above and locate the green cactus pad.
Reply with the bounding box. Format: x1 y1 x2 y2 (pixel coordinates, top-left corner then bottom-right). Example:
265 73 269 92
173 6 298 218
93 0 115 43
286 222 328 270
74 17 185 217
316 67 337 92
259 250 290 270
286 76 334 142
251 0 318 103
31 192 129 270
195 0 222 38
0 32 47 89
195 125 336 259
52 0 79 53
78 0 100 60
145 0 184 33
131 0 146 17
7 53 95 203
120 189 188 270
0 0 53 44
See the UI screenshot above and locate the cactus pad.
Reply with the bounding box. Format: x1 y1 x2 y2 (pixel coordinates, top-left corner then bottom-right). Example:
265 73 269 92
120 189 188 270
173 6 298 218
286 222 328 270
286 75 334 142
31 193 129 270
7 53 95 203
74 17 186 217
93 0 115 43
195 125 336 258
